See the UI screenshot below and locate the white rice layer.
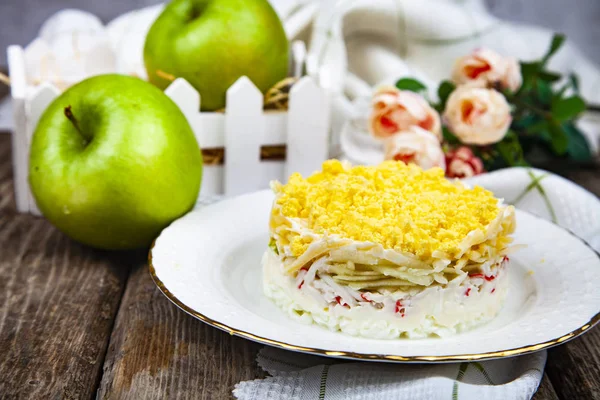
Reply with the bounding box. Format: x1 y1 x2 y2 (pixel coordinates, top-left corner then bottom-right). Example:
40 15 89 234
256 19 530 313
263 250 509 339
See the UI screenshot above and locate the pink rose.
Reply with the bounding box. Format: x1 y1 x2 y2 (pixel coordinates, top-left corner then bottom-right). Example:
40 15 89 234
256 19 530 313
369 86 441 140
443 87 512 146
452 48 522 92
445 147 485 178
501 57 523 93
383 126 446 171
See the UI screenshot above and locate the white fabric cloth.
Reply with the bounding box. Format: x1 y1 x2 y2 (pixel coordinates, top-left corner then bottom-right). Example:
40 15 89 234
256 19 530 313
234 347 545 400
304 0 600 159
233 166 600 400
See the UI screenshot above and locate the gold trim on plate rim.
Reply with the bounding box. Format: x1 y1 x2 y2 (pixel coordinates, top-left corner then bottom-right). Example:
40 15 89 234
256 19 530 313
147 212 600 363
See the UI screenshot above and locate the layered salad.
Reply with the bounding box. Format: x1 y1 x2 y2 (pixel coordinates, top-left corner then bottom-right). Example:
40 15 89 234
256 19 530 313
263 160 516 339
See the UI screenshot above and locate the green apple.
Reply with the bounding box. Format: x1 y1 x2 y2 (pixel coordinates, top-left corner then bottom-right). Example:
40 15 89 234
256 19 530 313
29 74 203 250
144 0 289 111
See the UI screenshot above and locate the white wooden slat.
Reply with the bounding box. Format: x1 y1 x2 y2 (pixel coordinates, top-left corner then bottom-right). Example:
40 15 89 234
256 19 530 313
7 46 26 99
10 98 28 213
163 78 221 195
11 50 332 208
164 77 206 148
259 161 285 190
197 113 225 148
7 46 29 213
224 76 265 196
200 165 224 196
286 77 329 179
164 78 199 116
27 83 60 215
27 84 60 142
263 112 287 145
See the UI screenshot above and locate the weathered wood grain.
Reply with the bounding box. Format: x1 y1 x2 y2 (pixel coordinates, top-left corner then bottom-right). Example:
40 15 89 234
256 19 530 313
533 373 560 400
545 325 600 400
0 211 132 399
0 133 16 213
97 264 266 400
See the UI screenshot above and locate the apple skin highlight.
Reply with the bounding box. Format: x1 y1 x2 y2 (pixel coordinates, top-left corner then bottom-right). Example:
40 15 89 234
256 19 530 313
144 0 289 111
29 74 203 250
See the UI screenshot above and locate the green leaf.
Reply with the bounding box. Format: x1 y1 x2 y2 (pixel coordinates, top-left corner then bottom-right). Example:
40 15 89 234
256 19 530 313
538 70 562 83
520 62 540 77
556 83 570 99
442 126 460 145
535 81 553 106
512 114 542 131
395 78 427 93
541 33 566 65
569 73 580 94
538 128 553 144
527 119 551 135
556 73 582 98
495 130 528 167
563 123 592 161
437 81 456 109
549 123 569 154
476 145 517 171
551 96 586 121
519 61 541 91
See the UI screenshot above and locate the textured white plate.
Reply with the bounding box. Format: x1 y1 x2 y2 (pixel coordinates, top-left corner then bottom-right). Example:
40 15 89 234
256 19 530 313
150 189 600 362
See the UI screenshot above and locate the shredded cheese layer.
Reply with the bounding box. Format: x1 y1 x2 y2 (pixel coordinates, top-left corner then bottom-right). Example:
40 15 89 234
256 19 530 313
270 160 515 280
272 160 512 256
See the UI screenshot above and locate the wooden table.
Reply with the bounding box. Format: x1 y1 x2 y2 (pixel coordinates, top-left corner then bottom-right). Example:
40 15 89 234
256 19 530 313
1 132 599 400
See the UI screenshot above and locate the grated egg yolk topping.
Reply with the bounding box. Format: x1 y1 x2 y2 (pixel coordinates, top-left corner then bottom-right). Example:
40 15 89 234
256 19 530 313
272 160 503 258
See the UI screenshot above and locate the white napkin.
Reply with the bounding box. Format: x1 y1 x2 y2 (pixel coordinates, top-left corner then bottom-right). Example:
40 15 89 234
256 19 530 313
233 346 546 400
233 167 600 400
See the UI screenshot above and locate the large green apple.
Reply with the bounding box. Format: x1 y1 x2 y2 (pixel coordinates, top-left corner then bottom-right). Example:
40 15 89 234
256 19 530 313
29 74 203 250
144 0 289 111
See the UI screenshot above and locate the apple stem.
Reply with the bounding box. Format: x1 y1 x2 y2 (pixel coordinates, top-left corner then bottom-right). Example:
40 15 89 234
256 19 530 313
64 106 82 135
155 69 176 82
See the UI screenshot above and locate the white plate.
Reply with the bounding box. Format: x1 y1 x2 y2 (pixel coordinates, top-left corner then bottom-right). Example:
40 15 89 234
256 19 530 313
150 189 600 363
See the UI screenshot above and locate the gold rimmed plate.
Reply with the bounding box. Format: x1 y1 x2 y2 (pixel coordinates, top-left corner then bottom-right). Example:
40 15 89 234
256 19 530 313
149 189 600 363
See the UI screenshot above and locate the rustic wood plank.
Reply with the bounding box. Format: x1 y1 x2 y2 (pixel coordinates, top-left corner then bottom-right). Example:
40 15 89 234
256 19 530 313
97 264 266 400
532 373 560 400
0 133 16 213
0 211 132 398
545 326 600 400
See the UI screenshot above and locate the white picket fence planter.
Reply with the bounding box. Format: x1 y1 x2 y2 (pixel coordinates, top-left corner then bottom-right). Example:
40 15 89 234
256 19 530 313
8 45 330 215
